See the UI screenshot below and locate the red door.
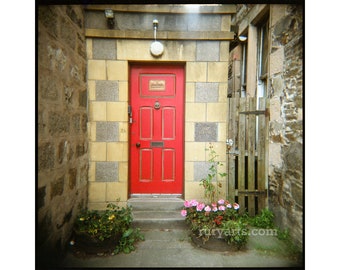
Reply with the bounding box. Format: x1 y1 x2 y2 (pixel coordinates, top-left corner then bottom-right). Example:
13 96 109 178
129 65 184 195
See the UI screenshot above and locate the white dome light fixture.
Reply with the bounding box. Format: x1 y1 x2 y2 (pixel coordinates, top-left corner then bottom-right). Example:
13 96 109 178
150 19 164 57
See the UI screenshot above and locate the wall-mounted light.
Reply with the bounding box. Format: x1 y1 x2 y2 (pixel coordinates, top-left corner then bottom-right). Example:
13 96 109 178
104 9 114 29
150 19 164 57
238 36 247 42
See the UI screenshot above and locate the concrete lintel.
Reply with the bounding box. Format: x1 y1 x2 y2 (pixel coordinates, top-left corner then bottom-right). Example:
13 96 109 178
86 29 235 41
85 4 236 14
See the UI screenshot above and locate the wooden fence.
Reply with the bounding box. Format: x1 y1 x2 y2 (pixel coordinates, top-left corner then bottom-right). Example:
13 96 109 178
226 97 269 216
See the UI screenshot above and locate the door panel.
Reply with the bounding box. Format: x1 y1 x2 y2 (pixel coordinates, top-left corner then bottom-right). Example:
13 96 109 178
130 65 184 194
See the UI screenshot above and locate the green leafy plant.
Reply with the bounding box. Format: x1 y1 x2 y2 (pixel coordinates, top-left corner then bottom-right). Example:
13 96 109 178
74 203 144 254
249 208 275 229
220 219 249 249
199 143 227 203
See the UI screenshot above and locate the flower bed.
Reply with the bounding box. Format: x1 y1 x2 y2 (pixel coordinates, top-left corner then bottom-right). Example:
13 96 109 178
71 203 144 255
181 199 249 250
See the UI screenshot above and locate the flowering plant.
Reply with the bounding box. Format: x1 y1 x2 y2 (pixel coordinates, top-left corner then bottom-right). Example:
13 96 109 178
73 203 144 254
181 199 248 248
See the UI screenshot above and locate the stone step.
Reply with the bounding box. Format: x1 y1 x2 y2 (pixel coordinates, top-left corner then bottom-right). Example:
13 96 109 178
128 198 187 229
127 198 185 211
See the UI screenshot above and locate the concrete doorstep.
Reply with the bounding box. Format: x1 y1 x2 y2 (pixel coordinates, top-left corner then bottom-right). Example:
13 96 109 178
61 199 303 268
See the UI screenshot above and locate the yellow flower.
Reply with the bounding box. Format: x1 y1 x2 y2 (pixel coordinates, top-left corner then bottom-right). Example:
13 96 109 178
79 217 85 221
108 214 115 220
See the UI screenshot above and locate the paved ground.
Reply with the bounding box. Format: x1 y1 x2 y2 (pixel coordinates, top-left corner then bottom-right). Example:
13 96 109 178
61 225 304 268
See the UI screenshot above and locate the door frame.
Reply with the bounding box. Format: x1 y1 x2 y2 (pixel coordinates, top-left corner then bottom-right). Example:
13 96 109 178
128 62 186 198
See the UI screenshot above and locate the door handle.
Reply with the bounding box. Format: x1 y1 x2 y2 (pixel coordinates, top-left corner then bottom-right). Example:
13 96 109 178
136 142 141 147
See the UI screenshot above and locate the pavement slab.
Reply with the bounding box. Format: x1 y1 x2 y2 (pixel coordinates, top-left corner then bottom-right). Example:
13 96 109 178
61 227 303 268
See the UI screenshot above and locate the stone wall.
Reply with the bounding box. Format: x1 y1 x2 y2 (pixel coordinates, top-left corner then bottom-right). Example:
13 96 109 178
231 4 303 248
85 5 235 209
267 5 303 249
37 5 88 266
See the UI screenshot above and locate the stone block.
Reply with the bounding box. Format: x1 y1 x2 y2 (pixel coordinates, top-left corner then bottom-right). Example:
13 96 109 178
107 142 128 161
89 142 107 161
57 140 67 164
106 102 128 121
165 41 196 61
93 38 116 60
106 182 128 202
119 122 128 142
207 62 228 82
76 143 86 157
119 162 128 182
88 182 107 202
185 142 206 161
207 103 227 122
48 112 70 135
38 186 46 210
95 161 119 182
86 38 93 59
218 83 228 102
217 122 227 142
186 62 207 82
38 6 58 38
184 182 204 201
185 83 195 102
79 89 87 108
195 83 219 102
196 41 220 62
185 122 195 142
194 161 210 181
119 81 128 101
68 168 77 190
88 122 96 141
60 17 76 50
187 14 221 31
40 75 59 101
207 142 227 162
66 5 83 28
89 101 106 121
195 122 218 142
220 42 229 61
270 47 284 75
185 162 194 181
95 80 119 101
87 60 106 80
185 103 206 122
38 143 55 171
50 176 64 199
96 121 119 142
117 40 153 61
221 15 231 31
89 162 96 182
87 80 95 100
107 61 128 81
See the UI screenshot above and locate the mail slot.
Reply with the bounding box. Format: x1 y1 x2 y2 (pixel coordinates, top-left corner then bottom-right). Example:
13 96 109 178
150 141 164 148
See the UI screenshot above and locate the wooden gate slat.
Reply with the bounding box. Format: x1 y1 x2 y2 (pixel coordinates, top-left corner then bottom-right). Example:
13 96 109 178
247 97 256 216
257 97 267 211
227 98 237 202
238 98 246 211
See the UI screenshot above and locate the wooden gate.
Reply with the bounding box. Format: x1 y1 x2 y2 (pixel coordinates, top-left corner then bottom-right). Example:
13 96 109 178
226 97 269 216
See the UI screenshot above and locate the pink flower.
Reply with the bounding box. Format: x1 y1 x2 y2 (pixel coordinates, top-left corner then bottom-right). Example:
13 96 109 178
233 203 240 210
211 203 217 208
212 206 218 212
204 205 211 212
196 202 205 211
218 205 226 211
190 199 198 207
226 203 232 208
218 199 225 205
184 200 191 208
181 210 187 217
